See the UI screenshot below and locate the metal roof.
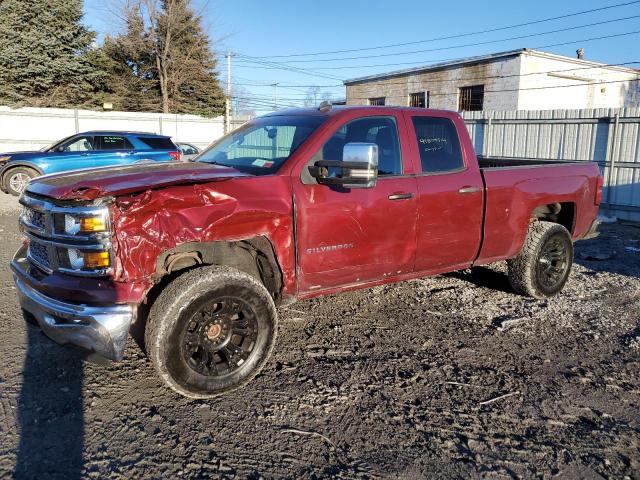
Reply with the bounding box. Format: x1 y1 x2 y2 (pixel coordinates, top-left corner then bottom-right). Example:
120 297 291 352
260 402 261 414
343 48 640 85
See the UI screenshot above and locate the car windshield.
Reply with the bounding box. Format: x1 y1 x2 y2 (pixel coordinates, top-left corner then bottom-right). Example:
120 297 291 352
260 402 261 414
197 115 326 175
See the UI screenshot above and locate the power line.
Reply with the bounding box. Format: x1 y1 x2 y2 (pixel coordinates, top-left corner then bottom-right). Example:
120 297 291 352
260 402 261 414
235 15 640 64
233 1 640 59
234 30 640 73
243 78 639 103
234 56 344 81
232 76 639 110
229 61 640 89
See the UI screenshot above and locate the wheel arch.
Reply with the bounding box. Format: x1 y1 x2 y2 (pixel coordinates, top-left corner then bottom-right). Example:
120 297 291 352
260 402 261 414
152 236 284 304
130 236 284 354
0 162 45 178
0 162 44 193
530 201 576 234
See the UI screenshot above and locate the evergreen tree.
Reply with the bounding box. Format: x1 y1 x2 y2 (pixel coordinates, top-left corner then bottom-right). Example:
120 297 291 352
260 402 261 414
0 0 101 107
100 6 162 112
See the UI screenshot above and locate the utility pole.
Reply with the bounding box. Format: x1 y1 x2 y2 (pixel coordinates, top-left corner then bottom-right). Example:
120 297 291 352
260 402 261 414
272 83 278 110
225 51 232 133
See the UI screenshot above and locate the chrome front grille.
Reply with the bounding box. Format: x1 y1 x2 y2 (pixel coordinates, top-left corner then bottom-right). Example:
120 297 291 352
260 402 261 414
22 207 46 231
28 239 50 269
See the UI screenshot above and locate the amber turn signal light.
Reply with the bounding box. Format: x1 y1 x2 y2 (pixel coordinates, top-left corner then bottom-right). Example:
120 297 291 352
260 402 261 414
83 251 110 269
80 216 107 232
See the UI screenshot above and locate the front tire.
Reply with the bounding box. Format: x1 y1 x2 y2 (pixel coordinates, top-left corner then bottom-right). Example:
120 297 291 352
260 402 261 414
3 167 38 196
145 265 277 398
507 221 574 299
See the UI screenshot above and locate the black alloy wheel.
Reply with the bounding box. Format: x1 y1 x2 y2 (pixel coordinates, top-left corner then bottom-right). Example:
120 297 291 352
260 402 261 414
179 297 259 377
535 236 571 291
146 265 277 398
508 221 574 299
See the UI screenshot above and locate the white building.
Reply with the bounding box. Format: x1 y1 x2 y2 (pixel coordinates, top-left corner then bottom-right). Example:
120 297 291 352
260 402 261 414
344 49 640 111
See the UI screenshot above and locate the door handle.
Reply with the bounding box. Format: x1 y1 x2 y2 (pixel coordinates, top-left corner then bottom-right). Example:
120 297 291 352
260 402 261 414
458 186 481 194
388 192 413 201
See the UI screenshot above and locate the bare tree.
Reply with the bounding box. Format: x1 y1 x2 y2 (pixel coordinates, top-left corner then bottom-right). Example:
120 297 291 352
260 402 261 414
107 0 224 116
303 86 321 107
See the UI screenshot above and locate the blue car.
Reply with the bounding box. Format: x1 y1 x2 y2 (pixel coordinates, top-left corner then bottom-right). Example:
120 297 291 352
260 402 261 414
0 131 182 195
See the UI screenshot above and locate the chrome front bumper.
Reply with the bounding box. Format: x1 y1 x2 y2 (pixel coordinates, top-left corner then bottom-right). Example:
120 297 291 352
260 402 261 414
14 275 134 361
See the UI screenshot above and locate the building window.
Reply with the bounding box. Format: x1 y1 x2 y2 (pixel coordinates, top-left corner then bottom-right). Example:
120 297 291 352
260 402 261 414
409 92 428 108
458 85 484 111
368 97 385 106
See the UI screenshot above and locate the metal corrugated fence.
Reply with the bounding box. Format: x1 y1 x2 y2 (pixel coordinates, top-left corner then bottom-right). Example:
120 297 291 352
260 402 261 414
463 108 640 222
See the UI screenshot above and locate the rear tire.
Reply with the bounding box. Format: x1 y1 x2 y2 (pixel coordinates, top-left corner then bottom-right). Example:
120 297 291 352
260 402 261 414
507 221 573 299
145 265 277 399
3 167 38 196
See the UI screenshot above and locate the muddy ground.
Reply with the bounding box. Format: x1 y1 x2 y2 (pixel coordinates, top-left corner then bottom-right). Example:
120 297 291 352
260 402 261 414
0 194 638 479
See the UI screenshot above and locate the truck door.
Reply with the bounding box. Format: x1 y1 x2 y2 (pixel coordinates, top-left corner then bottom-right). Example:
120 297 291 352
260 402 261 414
293 114 418 292
404 112 484 272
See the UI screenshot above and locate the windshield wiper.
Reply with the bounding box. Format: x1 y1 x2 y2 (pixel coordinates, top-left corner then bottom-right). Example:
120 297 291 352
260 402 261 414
201 160 230 167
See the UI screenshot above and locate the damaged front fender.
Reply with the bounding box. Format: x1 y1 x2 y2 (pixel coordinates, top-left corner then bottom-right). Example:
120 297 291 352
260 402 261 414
110 176 297 296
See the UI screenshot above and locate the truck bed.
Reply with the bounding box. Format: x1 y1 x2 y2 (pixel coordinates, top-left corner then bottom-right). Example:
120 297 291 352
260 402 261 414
475 158 601 265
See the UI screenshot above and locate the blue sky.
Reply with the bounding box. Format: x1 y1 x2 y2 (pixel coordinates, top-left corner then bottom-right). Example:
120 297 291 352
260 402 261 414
83 0 640 113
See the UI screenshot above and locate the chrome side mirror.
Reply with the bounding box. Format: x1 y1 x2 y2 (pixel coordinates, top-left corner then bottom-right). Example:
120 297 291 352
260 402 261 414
309 142 378 189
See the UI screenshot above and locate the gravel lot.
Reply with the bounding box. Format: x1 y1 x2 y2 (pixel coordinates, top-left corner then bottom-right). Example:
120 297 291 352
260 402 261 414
0 193 638 479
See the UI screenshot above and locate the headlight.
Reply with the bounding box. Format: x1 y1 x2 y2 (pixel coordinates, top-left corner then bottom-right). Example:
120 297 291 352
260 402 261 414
62 212 109 235
0 155 11 162
65 249 111 271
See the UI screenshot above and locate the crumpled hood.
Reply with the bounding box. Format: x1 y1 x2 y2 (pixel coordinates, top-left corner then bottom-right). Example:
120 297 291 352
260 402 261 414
25 161 249 200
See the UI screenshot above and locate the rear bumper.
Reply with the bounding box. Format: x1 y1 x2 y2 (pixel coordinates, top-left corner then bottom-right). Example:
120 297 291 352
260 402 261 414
582 218 601 240
14 273 134 361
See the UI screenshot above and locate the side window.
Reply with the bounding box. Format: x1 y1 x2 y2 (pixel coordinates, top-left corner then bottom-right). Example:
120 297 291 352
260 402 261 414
181 144 198 155
412 117 464 174
60 136 94 152
318 116 402 176
98 136 134 150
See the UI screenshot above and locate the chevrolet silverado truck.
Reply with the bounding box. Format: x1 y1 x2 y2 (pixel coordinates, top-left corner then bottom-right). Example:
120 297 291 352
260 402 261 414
12 105 602 398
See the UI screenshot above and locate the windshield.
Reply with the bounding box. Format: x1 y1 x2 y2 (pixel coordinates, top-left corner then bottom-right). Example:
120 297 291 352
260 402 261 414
197 115 326 175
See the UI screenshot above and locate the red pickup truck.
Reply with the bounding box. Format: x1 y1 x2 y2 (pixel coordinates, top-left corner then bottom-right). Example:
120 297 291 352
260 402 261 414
12 105 602 398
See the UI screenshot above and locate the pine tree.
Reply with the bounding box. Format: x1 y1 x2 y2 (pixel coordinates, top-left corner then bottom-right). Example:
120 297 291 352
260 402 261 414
0 0 101 107
100 6 162 112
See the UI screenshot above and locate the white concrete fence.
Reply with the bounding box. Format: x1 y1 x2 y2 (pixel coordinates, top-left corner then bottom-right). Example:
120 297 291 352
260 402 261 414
0 106 249 152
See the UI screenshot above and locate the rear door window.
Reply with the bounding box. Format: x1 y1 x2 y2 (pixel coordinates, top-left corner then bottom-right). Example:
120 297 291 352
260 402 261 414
97 135 134 150
138 137 176 149
411 117 464 173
